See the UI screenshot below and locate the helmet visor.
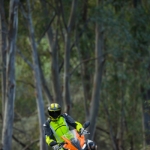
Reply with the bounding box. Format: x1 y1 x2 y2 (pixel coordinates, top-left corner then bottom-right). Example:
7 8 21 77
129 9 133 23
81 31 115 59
48 110 61 119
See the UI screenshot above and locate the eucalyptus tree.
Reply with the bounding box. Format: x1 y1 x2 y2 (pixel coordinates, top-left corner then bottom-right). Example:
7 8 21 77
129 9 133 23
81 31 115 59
74 0 92 119
39 0 79 114
1 0 19 149
88 0 105 141
63 0 78 114
0 0 7 120
39 0 62 106
26 0 47 149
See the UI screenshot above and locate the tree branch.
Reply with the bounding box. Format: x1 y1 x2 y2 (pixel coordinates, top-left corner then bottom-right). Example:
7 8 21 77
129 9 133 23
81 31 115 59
59 0 67 30
96 126 109 135
37 13 56 44
70 55 105 76
22 139 39 150
17 48 33 69
67 0 78 31
16 80 35 88
12 135 30 149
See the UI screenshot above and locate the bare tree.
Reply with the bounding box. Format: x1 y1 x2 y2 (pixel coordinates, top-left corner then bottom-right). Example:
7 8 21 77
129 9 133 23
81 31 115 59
88 0 105 140
26 0 47 150
1 0 19 149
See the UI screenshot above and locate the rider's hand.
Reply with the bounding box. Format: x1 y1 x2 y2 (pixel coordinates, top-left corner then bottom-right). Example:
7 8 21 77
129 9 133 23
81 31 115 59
79 128 84 134
79 128 90 135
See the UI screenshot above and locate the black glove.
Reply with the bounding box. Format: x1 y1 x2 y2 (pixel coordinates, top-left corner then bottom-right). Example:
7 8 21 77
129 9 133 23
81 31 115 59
50 141 57 147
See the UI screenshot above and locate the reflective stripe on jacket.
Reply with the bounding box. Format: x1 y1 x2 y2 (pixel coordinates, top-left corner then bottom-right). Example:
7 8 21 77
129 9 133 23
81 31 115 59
49 116 70 143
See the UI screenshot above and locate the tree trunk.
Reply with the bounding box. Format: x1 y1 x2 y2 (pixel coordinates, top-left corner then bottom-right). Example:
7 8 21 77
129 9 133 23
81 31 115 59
2 0 19 149
88 0 105 140
76 42 90 119
133 0 141 7
50 29 62 106
63 0 78 114
0 0 7 119
64 32 71 114
80 0 91 119
26 0 47 150
102 99 117 150
40 0 62 106
142 88 150 146
116 81 125 150
38 55 53 103
132 0 150 147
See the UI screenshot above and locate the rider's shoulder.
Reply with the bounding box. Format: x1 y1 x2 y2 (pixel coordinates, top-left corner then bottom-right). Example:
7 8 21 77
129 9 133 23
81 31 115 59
61 113 68 118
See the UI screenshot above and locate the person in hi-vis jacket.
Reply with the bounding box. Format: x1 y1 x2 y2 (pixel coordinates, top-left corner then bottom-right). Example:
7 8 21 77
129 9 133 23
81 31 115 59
43 103 97 150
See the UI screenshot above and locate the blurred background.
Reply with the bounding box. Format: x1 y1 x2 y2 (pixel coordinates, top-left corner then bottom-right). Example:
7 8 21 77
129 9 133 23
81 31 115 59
0 0 150 150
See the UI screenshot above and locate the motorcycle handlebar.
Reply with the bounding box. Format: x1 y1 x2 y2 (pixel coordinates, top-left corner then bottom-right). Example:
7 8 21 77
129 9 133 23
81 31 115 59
79 128 90 136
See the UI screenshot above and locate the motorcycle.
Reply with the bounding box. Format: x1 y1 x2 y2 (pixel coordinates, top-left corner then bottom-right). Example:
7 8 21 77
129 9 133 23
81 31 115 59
53 121 97 150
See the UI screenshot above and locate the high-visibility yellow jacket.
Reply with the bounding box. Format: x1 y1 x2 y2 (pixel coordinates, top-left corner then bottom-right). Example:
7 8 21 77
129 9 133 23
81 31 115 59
43 113 83 146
